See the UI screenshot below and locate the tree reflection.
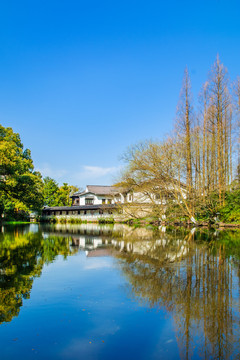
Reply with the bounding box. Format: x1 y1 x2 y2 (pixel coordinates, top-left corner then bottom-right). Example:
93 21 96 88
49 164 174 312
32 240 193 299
0 225 77 324
113 229 240 360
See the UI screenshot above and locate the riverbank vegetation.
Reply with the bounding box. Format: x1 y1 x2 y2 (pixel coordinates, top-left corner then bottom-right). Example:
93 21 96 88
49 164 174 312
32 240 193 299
117 56 240 224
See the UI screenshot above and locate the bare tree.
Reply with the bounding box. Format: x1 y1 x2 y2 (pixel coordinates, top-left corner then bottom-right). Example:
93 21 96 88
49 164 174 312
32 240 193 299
208 56 231 204
176 68 194 209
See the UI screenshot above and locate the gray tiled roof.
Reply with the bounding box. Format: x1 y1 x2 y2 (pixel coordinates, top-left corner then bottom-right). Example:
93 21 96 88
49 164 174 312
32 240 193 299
71 185 120 197
42 204 116 211
86 185 119 195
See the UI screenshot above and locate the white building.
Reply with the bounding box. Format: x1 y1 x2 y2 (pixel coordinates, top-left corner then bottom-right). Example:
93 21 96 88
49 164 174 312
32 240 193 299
42 184 186 219
70 185 131 206
42 185 130 218
70 185 173 206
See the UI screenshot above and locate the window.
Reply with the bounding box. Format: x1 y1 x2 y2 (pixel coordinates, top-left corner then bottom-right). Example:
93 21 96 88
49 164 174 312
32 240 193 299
155 194 160 200
85 198 93 205
102 199 106 204
129 195 132 201
84 210 87 215
75 199 79 204
78 210 80 214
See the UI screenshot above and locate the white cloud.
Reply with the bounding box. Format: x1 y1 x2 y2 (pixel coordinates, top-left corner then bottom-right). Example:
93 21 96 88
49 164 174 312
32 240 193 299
36 163 122 185
84 259 112 270
36 163 67 180
80 165 120 179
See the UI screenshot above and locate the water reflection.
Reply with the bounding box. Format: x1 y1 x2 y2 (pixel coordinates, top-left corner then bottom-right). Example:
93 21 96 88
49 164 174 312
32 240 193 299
113 228 240 360
0 223 240 359
0 224 77 324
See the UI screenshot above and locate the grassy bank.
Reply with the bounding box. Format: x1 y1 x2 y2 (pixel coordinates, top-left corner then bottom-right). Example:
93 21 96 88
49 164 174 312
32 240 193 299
2 221 32 225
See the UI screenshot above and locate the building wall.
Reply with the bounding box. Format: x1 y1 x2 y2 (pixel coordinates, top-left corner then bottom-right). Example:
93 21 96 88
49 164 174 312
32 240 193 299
76 193 114 206
131 191 163 204
45 209 115 217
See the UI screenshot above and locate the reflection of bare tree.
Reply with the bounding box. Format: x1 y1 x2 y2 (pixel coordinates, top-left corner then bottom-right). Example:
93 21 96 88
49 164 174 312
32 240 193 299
113 231 240 360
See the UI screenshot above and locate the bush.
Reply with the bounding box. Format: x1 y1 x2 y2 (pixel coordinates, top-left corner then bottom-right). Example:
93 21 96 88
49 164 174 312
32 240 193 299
98 217 115 224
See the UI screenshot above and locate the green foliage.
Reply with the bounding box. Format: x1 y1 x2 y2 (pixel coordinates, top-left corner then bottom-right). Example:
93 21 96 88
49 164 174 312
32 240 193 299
0 124 44 220
43 177 59 207
219 188 240 223
43 177 79 207
58 217 67 224
40 216 86 224
57 183 79 206
98 217 115 224
187 188 240 224
0 198 29 221
66 217 83 224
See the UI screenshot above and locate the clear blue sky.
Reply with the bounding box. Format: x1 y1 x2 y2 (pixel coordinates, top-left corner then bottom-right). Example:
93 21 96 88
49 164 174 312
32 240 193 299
1 0 240 187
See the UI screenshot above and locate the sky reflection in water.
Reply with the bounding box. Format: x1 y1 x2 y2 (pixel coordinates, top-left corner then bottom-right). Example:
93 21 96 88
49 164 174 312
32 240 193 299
0 223 240 360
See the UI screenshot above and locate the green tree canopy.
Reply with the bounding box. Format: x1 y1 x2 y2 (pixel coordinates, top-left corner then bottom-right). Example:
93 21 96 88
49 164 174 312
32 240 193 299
43 177 59 207
43 177 79 207
0 124 44 218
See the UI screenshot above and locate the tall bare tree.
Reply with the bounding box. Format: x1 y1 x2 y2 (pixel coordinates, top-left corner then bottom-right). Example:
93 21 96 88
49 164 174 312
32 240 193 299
233 76 240 182
176 68 194 208
208 56 231 205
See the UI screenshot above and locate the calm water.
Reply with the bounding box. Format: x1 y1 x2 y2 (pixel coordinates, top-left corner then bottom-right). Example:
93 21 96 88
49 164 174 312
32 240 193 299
0 223 240 360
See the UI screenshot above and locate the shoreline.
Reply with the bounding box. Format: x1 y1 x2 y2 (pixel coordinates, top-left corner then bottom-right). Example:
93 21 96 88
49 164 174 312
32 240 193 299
2 218 240 229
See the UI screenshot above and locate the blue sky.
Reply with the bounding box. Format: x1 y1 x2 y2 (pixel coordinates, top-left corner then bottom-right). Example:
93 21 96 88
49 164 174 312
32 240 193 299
1 0 240 187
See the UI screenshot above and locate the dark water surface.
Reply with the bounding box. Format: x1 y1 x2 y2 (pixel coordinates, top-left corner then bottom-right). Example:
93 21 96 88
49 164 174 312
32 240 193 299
0 223 240 360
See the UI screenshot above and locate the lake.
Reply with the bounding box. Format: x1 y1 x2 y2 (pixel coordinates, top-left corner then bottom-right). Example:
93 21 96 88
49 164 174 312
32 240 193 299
0 223 240 360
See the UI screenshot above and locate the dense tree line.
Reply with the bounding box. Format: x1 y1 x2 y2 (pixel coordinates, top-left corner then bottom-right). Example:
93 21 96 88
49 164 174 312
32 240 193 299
42 177 79 208
0 124 79 220
117 56 240 223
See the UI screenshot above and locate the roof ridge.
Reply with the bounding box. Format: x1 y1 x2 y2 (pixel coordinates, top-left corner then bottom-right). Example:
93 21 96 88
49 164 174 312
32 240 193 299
87 185 112 187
